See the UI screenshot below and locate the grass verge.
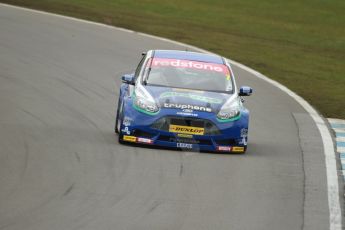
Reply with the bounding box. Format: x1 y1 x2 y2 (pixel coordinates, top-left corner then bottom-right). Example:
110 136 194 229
1 0 345 118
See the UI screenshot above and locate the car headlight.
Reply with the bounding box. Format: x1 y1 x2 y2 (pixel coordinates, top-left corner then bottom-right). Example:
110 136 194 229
217 97 241 121
133 85 159 115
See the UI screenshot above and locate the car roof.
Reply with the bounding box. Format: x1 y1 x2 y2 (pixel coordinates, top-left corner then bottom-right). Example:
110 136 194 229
153 50 224 64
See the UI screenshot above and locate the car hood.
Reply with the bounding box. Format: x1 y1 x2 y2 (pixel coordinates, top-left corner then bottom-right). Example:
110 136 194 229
144 85 232 114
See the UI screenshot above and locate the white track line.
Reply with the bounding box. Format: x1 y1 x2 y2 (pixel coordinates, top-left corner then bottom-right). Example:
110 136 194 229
0 3 342 229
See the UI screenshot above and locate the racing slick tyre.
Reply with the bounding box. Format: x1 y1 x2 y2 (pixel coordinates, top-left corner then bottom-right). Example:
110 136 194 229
118 132 124 144
114 97 122 133
114 108 119 133
116 100 125 144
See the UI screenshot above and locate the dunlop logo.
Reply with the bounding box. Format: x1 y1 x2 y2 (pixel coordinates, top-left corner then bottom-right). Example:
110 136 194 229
169 125 204 135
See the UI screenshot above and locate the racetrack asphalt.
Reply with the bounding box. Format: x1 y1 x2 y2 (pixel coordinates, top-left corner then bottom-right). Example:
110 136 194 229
0 5 339 230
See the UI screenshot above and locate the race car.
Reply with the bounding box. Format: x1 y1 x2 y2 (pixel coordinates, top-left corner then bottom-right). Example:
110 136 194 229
115 50 252 153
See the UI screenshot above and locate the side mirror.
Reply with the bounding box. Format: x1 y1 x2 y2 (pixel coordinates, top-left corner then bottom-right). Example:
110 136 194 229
239 86 253 96
121 74 135 85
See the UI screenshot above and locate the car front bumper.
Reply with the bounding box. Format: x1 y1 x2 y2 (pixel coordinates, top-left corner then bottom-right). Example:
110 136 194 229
119 100 249 153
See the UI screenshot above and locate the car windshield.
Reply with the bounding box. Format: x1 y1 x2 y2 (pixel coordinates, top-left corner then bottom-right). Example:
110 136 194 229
144 58 234 93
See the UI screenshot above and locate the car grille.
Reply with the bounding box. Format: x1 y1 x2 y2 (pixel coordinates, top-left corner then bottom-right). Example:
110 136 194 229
151 116 221 135
131 129 155 138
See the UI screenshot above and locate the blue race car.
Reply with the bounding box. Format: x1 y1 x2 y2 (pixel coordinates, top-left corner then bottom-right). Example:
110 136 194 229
115 50 252 153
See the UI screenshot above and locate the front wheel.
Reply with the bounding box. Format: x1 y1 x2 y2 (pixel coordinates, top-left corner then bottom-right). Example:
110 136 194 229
114 97 122 133
116 112 125 144
114 110 119 133
118 132 124 144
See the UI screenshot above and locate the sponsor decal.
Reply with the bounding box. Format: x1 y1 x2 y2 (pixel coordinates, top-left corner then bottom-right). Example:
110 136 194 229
217 146 232 151
177 143 193 149
232 146 245 152
239 128 248 145
177 133 193 138
160 92 222 104
123 135 136 142
152 58 230 76
123 116 132 126
169 125 204 135
137 137 153 144
121 126 131 135
176 111 198 117
239 138 247 145
241 128 248 137
164 103 212 113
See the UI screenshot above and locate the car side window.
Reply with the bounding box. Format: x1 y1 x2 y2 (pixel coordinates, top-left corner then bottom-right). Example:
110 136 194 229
134 54 146 80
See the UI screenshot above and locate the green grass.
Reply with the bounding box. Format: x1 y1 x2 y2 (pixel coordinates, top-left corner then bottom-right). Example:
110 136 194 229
2 0 345 118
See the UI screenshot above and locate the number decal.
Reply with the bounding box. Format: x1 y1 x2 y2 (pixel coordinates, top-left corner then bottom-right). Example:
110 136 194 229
177 143 193 149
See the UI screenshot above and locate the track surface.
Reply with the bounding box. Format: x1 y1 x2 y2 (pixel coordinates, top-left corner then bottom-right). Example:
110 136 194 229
0 5 334 230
